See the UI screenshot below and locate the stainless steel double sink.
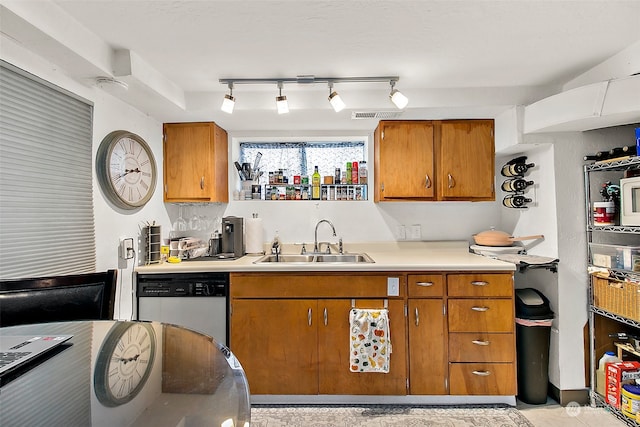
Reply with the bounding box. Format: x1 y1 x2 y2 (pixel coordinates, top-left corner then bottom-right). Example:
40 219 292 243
254 253 375 264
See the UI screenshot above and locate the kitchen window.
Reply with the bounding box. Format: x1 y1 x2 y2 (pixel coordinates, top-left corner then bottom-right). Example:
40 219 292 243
239 141 365 185
0 61 96 279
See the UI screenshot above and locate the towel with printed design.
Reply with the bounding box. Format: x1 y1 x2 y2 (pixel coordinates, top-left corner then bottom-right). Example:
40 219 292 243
349 308 391 373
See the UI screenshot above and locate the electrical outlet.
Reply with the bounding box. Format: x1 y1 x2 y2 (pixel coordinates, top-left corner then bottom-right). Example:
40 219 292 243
410 224 422 240
120 238 134 260
396 225 406 240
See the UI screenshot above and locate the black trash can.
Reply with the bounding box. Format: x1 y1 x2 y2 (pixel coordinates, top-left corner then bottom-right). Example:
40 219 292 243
515 288 554 404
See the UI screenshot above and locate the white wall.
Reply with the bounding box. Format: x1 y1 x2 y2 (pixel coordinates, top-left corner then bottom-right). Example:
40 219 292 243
497 124 639 395
2 39 171 319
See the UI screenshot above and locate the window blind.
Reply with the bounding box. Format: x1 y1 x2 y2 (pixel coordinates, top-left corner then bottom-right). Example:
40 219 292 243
0 61 96 279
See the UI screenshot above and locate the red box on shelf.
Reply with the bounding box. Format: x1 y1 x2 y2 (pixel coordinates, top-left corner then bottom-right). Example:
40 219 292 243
606 361 640 408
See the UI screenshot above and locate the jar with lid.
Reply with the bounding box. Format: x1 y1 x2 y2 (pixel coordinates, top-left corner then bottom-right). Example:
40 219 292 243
359 161 368 184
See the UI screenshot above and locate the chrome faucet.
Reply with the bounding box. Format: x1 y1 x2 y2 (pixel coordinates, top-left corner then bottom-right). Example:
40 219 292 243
314 219 337 253
271 235 281 261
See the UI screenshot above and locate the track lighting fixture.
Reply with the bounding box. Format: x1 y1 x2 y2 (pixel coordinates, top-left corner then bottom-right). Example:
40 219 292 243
275 81 289 114
389 80 408 109
218 75 406 114
328 82 346 112
220 83 235 114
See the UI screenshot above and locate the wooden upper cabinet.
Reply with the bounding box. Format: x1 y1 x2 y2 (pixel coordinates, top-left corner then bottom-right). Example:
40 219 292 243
438 120 495 200
374 121 435 201
163 122 228 202
374 119 495 202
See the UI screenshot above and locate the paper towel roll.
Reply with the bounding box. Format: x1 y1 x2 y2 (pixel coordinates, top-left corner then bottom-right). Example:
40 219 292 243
245 217 264 254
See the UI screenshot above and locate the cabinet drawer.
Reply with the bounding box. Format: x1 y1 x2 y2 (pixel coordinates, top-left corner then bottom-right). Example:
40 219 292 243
408 274 444 297
448 333 515 362
448 299 514 333
447 274 513 297
449 362 516 395
230 273 406 298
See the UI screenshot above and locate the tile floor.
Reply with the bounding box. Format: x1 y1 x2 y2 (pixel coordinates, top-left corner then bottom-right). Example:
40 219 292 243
517 398 632 426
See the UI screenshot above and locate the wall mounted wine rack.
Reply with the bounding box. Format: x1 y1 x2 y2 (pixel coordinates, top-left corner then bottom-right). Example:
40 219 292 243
500 156 535 209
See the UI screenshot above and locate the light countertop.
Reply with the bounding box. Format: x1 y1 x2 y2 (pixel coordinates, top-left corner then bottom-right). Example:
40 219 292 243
135 241 516 274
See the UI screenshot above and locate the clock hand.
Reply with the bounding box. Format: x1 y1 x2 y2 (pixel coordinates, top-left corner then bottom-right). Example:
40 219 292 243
120 354 141 364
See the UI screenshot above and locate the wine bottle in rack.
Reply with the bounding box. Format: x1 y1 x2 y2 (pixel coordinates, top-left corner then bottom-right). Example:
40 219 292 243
501 161 535 177
584 151 605 161
608 145 635 158
502 194 532 208
501 178 534 192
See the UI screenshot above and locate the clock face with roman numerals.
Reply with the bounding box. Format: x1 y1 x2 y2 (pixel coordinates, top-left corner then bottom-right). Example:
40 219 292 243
96 130 157 209
94 321 157 407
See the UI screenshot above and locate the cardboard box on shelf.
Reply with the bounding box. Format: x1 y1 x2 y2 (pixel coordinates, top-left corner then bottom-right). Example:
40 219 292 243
606 361 640 408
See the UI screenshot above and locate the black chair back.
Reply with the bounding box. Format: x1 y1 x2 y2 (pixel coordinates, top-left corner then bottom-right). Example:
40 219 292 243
0 270 117 327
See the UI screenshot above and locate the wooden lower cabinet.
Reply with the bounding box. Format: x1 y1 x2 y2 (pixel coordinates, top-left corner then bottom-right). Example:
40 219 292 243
229 273 407 395
230 271 515 397
408 299 447 394
446 272 516 396
318 299 407 395
231 299 318 394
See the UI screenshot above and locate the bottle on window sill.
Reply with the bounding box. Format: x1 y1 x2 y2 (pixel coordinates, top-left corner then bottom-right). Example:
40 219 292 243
311 166 321 200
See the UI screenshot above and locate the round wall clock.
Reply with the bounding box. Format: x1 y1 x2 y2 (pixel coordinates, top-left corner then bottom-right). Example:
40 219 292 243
94 321 157 407
96 130 157 209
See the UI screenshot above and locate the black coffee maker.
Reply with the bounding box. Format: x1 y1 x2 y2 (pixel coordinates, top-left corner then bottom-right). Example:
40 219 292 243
221 216 244 258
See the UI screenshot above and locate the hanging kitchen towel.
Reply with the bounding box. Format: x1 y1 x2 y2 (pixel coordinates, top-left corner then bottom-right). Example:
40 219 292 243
349 308 391 373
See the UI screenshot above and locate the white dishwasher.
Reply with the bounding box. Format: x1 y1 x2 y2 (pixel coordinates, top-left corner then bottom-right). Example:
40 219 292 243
136 272 228 345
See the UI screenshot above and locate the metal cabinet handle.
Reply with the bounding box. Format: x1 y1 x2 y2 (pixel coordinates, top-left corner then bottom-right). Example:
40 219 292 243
323 307 328 326
200 176 205 189
425 174 431 189
448 173 455 188
472 340 490 346
415 308 419 326
416 281 434 287
308 308 312 326
471 281 489 286
471 306 489 312
472 370 491 376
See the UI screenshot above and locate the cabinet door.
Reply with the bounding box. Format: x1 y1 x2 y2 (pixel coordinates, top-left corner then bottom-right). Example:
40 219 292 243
318 299 407 395
375 121 435 200
230 299 318 394
163 122 228 202
408 299 447 394
438 120 494 200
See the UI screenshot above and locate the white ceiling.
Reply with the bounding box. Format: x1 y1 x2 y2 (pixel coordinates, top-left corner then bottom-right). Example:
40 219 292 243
2 0 640 132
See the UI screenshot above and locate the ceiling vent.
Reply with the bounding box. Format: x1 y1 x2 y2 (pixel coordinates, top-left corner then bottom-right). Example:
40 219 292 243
351 111 404 120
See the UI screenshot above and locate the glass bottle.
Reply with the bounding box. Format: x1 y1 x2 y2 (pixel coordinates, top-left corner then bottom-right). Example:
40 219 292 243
311 166 321 200
358 161 368 184
502 194 532 208
501 162 535 177
501 178 534 192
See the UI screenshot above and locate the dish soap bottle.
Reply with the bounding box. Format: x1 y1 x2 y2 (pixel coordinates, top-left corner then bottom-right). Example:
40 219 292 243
312 166 321 200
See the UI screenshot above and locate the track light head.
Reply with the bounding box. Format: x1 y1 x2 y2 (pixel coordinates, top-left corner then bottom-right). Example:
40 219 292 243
221 94 235 114
389 81 408 109
276 82 289 114
328 83 346 112
221 84 235 114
